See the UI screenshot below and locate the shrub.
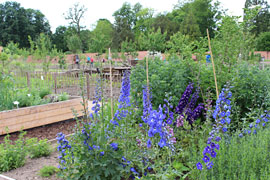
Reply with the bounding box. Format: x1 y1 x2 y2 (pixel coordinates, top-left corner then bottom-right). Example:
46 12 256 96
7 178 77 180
0 132 27 172
130 58 190 111
191 119 270 180
58 92 69 101
39 166 59 177
26 138 51 158
39 87 52 99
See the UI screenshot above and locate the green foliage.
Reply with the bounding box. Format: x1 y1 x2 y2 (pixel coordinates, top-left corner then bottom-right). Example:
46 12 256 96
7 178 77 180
171 0 222 38
58 92 70 101
112 2 138 49
26 138 51 158
244 0 270 36
58 52 67 69
0 1 51 48
0 132 27 172
67 34 82 53
130 58 190 110
0 74 16 111
39 166 59 177
191 125 270 179
16 88 49 108
89 19 113 53
57 104 132 180
138 28 167 52
231 62 270 123
39 87 52 99
256 31 270 51
52 26 69 52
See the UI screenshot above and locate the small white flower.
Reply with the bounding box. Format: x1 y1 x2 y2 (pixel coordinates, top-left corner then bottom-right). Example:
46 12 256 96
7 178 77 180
13 101 19 105
41 76 44 80
27 94 31 97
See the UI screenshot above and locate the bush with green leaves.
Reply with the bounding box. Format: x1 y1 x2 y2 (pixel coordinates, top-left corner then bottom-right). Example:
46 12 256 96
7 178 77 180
0 132 27 172
190 113 270 180
0 73 16 111
26 138 51 158
39 165 59 177
130 58 191 110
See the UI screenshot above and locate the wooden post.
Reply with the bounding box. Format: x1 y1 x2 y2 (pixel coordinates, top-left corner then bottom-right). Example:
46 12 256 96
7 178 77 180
54 73 57 94
109 48 114 119
207 29 219 99
26 72 31 91
146 56 150 102
86 73 90 100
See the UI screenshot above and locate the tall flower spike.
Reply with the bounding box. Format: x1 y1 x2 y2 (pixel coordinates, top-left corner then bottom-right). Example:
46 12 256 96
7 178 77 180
141 85 153 123
111 70 131 125
175 83 193 114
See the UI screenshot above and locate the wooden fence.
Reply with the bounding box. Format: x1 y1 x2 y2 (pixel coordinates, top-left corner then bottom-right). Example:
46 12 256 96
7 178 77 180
12 70 123 100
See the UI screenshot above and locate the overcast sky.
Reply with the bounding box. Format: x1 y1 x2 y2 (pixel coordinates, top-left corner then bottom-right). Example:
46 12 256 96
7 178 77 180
0 0 268 32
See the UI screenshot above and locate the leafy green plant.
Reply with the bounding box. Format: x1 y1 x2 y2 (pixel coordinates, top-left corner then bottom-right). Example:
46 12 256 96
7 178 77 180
130 58 190 111
39 87 52 99
39 165 59 177
26 138 51 158
0 132 27 172
58 92 69 101
190 122 270 180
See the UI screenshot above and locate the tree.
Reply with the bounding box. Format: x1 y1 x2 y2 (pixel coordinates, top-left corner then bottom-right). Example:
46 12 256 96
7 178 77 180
170 0 222 38
167 32 195 59
89 19 113 53
121 38 138 63
256 31 270 51
66 34 82 53
29 33 57 73
134 8 154 40
0 1 51 48
65 3 87 37
52 26 68 52
244 0 270 36
138 28 167 52
151 13 178 41
112 2 137 50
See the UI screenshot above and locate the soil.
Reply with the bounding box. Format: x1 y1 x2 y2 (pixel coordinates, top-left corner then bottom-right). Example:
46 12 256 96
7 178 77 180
2 147 60 180
0 118 78 143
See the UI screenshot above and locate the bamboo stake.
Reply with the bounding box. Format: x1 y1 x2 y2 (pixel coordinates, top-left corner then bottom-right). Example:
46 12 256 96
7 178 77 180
109 48 114 119
146 56 150 102
207 29 219 99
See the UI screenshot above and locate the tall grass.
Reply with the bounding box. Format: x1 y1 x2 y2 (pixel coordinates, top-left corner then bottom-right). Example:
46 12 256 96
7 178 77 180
190 125 270 180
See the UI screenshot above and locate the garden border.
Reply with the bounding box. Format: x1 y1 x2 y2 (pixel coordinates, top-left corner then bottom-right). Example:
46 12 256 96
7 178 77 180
0 96 93 135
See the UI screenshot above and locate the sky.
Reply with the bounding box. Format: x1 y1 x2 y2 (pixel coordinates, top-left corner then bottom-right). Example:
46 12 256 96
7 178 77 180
0 0 267 32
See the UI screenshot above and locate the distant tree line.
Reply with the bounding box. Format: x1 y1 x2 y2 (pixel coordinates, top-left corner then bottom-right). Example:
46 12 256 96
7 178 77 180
1 0 270 53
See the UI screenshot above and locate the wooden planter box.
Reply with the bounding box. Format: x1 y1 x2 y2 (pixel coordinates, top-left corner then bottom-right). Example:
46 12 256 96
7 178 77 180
0 97 93 135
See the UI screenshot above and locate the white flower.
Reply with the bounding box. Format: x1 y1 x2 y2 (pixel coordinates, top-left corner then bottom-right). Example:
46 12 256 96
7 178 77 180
13 101 19 105
41 76 44 80
27 94 31 97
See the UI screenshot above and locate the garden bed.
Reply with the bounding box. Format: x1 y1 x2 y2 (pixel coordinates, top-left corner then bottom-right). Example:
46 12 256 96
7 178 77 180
0 96 91 135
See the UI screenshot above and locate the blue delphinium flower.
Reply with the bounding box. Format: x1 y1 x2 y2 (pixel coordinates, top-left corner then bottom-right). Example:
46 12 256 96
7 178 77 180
56 132 71 170
111 71 131 126
147 139 151 148
176 83 194 114
91 79 102 117
141 85 153 123
196 162 203 170
202 155 210 163
239 110 270 138
197 86 232 170
110 143 118 151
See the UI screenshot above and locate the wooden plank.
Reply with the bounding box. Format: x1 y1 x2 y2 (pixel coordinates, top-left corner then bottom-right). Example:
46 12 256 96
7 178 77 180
0 112 77 135
0 98 82 119
0 100 94 135
0 104 83 128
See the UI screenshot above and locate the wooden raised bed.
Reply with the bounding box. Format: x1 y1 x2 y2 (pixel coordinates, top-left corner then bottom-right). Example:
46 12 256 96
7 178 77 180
0 97 93 135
